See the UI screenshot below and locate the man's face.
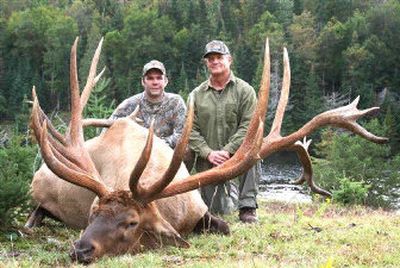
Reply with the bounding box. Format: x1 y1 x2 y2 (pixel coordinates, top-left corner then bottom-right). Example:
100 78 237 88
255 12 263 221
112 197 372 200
204 53 232 76
142 69 168 100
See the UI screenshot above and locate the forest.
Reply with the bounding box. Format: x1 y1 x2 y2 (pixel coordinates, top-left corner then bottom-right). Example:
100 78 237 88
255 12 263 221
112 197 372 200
1 0 400 226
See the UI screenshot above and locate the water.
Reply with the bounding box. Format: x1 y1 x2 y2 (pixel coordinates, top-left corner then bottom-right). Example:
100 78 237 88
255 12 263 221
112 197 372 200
259 152 400 210
258 151 312 204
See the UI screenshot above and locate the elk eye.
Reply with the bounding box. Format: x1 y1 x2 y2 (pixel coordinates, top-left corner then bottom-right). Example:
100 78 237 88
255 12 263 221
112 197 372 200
128 222 138 228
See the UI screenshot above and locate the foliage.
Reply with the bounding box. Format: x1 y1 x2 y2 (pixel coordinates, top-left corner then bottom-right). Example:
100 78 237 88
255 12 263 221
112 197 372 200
332 176 369 205
3 6 78 117
1 1 399 138
314 119 400 208
13 94 31 134
0 134 37 227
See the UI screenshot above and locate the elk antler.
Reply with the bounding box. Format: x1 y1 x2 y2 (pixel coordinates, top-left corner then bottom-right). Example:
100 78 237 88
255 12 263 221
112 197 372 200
31 37 109 198
259 47 387 159
256 45 387 196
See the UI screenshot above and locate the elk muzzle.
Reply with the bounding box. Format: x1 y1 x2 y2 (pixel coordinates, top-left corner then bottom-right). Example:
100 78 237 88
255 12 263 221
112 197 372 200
70 238 99 264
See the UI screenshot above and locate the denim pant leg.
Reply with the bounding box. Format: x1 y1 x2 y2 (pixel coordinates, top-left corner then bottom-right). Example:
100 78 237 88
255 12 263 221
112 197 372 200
238 161 261 209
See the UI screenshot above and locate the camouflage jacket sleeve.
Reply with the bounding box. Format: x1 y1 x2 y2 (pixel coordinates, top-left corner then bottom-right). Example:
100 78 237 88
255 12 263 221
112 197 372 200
109 95 140 120
162 96 186 148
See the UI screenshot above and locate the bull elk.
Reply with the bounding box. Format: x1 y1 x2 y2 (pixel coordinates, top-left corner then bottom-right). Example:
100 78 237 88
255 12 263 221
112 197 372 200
26 37 387 264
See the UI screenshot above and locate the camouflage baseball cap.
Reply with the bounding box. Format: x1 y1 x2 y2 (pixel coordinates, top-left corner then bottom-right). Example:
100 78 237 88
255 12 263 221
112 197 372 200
142 60 166 76
203 40 230 58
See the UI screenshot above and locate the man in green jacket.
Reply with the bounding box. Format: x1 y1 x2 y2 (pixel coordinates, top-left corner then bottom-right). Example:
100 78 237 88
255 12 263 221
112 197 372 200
189 40 260 223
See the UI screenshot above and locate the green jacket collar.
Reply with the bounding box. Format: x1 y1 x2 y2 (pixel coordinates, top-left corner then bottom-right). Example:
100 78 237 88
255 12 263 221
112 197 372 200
204 72 236 91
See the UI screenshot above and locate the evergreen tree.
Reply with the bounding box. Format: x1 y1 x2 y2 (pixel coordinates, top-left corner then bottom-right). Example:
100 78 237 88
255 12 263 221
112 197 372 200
43 14 78 109
267 0 294 29
302 66 324 141
79 18 104 85
316 18 349 94
176 62 190 101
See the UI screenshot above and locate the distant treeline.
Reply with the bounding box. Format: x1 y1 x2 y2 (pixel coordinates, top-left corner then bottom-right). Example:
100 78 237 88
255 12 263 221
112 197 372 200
0 0 399 153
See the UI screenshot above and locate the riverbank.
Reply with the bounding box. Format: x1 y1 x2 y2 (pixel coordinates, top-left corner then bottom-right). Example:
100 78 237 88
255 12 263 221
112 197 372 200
1 201 399 267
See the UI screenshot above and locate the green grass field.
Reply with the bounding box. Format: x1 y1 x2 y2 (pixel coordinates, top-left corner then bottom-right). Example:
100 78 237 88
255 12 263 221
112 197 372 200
1 201 399 267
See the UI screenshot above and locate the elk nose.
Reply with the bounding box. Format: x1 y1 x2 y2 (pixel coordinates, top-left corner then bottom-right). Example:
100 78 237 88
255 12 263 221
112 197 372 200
70 239 96 264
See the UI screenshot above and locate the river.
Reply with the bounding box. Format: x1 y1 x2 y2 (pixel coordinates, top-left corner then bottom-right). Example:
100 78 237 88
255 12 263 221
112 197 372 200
259 151 312 204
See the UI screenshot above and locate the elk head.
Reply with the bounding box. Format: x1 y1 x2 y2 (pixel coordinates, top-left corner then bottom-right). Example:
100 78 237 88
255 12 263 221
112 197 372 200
69 191 191 263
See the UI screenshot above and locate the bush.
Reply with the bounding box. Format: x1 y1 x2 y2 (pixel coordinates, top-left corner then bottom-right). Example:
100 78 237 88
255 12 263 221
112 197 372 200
332 177 369 205
0 134 37 227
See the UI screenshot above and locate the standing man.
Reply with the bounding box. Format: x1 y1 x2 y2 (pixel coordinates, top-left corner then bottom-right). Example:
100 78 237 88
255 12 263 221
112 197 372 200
189 40 260 223
110 60 186 148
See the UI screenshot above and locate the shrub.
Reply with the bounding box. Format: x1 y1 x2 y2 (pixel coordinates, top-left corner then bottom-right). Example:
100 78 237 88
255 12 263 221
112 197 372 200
332 177 369 205
0 134 37 227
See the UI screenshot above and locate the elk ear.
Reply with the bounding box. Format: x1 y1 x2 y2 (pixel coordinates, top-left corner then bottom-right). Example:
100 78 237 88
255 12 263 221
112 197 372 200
141 216 190 249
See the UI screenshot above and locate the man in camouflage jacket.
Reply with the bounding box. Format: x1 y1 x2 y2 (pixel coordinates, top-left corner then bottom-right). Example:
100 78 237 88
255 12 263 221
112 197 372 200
110 60 186 149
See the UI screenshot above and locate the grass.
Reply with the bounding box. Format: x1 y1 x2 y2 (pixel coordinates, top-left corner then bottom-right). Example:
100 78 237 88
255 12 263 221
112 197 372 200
1 200 399 267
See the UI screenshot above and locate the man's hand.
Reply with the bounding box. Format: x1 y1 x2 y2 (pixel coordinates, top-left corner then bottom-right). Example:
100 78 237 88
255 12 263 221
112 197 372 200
207 150 231 166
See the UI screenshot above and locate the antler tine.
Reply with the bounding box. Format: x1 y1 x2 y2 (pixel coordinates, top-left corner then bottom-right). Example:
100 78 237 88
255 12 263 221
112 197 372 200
80 37 105 109
31 93 85 171
39 120 109 197
128 105 140 121
129 119 155 198
69 37 105 144
94 67 106 85
31 88 45 143
221 37 270 162
269 47 290 137
81 103 141 128
290 138 332 197
31 87 66 145
257 37 271 122
69 37 82 145
32 91 69 157
78 66 107 129
134 97 195 202
82 118 116 128
127 106 144 124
